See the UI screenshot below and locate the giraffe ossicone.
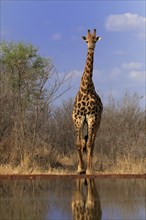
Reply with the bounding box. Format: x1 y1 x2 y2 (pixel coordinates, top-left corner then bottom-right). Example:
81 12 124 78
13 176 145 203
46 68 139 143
72 29 103 174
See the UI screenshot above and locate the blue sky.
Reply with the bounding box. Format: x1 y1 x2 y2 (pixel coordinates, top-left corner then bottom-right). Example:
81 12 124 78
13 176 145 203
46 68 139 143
1 0 146 108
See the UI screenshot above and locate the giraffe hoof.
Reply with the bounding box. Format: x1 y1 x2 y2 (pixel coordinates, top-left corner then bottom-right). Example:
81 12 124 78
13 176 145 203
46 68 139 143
77 169 86 175
86 169 92 175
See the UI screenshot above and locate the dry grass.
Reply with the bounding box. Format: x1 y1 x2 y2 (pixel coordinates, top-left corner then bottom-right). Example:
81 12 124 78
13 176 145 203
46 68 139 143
0 152 145 175
113 157 146 174
0 93 145 176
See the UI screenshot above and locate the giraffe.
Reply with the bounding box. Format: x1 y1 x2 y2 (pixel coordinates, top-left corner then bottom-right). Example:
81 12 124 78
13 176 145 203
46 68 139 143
72 29 103 174
72 178 102 220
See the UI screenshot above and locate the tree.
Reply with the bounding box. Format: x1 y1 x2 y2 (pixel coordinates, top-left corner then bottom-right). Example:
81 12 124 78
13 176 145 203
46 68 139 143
0 42 71 166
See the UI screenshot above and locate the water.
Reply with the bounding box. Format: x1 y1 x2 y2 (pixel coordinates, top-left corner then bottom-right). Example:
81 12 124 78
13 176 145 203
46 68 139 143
0 177 145 220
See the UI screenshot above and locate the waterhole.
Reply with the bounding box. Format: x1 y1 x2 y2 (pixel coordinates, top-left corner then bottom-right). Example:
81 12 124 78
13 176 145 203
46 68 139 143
0 176 145 220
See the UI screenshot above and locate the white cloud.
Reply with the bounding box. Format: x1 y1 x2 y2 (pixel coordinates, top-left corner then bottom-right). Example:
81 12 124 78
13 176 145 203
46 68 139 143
108 61 145 85
129 70 145 81
110 67 121 78
122 62 142 70
106 13 146 32
51 33 62 41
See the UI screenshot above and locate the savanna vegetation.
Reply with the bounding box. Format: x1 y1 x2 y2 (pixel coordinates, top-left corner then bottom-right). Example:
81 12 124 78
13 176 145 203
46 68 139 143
0 42 145 174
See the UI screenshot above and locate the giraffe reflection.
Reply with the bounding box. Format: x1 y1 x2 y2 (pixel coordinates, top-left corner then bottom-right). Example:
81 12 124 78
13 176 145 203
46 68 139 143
72 178 102 220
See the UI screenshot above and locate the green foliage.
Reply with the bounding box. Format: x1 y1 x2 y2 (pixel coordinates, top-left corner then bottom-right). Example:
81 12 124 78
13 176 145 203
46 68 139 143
0 42 56 165
0 42 51 103
1 42 37 64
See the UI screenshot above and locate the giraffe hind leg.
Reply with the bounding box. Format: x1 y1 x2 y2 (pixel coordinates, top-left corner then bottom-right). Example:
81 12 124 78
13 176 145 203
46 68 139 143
81 121 88 153
82 134 88 153
86 118 98 174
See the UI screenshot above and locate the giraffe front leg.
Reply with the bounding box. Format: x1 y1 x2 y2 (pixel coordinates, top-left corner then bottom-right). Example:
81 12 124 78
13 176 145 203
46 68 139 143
74 116 86 174
86 128 96 175
76 137 85 174
86 146 94 174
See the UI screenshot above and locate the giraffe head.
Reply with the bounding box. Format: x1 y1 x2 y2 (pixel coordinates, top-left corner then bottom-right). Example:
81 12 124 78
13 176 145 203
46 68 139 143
82 29 101 50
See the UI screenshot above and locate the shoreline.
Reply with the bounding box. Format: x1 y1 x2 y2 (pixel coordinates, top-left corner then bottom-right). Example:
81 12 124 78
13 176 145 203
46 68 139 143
0 173 145 179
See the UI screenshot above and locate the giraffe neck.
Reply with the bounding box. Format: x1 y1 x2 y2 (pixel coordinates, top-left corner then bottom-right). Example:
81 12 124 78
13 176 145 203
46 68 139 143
80 49 95 93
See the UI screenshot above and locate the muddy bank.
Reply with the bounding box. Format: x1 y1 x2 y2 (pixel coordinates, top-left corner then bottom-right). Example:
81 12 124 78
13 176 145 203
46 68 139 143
0 173 145 180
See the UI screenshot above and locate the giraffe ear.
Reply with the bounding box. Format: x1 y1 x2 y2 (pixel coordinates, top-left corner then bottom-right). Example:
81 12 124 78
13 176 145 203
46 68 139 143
82 36 86 41
96 36 101 41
